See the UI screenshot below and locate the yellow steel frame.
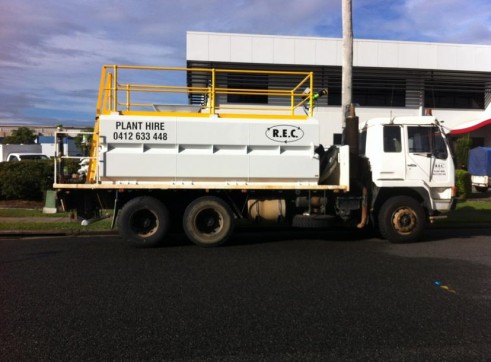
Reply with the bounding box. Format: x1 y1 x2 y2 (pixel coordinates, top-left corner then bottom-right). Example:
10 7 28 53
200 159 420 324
95 65 315 118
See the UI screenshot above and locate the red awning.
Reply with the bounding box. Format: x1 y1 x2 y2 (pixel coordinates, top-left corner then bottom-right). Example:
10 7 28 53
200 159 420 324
449 116 491 135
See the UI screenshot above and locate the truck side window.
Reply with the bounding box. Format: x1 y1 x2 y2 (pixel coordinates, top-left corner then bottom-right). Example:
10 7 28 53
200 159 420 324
383 126 401 153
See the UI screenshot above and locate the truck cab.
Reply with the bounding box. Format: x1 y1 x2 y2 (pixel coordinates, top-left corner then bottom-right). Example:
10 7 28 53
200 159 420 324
359 116 455 242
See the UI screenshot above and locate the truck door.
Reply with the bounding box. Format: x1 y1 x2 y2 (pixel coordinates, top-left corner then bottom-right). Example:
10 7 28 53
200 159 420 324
405 126 451 183
380 125 406 180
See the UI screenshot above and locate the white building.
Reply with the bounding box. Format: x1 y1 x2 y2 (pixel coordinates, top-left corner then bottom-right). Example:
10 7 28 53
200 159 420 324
186 32 491 146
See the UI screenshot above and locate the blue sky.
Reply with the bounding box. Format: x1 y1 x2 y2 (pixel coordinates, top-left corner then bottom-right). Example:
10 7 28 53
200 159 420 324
1 0 491 127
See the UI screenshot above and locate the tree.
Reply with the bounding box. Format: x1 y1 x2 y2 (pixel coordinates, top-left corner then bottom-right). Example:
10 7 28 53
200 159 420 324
2 127 36 144
455 134 472 170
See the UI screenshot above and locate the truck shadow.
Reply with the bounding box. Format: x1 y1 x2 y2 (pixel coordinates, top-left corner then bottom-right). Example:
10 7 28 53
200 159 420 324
159 227 376 248
160 226 491 248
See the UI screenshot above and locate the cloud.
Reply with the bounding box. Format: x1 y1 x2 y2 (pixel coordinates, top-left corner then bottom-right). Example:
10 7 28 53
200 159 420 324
354 0 491 44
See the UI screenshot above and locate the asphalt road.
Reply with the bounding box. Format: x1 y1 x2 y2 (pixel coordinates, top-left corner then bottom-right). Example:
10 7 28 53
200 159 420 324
1 228 490 361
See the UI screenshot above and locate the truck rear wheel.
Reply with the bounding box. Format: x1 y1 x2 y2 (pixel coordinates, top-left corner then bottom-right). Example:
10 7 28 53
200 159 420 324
475 186 488 193
117 196 169 248
378 196 425 243
183 196 234 247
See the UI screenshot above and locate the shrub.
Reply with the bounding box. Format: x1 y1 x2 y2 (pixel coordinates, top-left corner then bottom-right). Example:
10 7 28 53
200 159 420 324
0 160 54 200
455 135 472 169
455 169 472 200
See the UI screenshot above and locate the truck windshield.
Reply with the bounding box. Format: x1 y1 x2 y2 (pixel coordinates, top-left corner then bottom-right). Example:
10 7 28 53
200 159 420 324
408 126 448 159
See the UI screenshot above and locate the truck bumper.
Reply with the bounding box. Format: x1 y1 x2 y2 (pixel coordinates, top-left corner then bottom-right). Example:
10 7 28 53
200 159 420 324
432 198 455 212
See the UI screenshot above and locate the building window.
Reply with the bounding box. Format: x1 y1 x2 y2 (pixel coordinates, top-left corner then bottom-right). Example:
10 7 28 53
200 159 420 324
326 78 406 107
227 73 268 104
424 78 485 109
424 90 484 109
354 78 406 107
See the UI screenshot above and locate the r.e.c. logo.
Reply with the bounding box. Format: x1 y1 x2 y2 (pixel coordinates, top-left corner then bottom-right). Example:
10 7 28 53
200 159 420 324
265 125 304 143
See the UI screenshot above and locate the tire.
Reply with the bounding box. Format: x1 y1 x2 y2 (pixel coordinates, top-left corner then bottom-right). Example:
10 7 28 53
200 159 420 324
117 196 170 248
183 196 234 247
378 196 425 243
292 214 335 228
475 186 488 193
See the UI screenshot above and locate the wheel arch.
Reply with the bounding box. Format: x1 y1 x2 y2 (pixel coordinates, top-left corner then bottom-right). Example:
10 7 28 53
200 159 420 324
371 186 431 227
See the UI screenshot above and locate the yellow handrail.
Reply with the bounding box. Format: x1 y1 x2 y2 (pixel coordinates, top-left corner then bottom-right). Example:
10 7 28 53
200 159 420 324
96 65 317 118
86 117 100 184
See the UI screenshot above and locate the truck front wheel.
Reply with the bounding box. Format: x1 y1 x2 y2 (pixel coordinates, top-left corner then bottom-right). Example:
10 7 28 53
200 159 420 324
378 196 425 243
117 196 170 248
183 196 234 247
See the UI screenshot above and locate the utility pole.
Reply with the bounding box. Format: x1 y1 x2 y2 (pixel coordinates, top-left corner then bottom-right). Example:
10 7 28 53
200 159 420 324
341 0 359 181
341 0 353 119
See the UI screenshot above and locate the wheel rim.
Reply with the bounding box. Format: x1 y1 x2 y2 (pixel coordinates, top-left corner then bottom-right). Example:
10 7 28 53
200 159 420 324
194 208 223 236
391 207 417 234
130 209 159 237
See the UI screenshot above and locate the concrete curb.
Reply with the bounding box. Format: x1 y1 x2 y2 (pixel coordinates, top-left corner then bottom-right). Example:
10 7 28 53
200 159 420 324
0 230 118 238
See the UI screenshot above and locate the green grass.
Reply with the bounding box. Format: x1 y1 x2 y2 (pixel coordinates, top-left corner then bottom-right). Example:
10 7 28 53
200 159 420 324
442 199 491 225
0 208 69 218
0 219 113 231
0 207 113 231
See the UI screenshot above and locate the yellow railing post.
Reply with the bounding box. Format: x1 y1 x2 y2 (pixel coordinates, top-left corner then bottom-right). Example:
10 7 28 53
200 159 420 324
211 69 216 115
103 72 113 114
96 66 107 116
309 72 314 117
112 65 118 112
87 117 100 184
125 84 131 111
290 89 294 116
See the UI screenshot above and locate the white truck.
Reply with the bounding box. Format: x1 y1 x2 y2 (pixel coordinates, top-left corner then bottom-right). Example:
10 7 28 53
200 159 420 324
0 144 49 162
468 147 491 193
54 65 456 247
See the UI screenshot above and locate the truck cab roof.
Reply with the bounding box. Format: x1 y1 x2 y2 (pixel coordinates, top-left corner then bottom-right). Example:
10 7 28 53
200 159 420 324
360 116 439 130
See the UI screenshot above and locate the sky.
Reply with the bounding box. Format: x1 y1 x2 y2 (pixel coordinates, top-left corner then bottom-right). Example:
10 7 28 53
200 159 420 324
1 0 491 127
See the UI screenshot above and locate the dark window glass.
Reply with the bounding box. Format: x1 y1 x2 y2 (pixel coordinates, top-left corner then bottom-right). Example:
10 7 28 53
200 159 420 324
408 126 448 159
333 133 343 145
359 131 366 155
424 78 485 109
227 74 268 104
383 126 402 153
327 78 406 107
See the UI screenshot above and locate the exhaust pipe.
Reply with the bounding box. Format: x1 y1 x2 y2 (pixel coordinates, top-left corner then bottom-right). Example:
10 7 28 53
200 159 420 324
344 103 359 179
